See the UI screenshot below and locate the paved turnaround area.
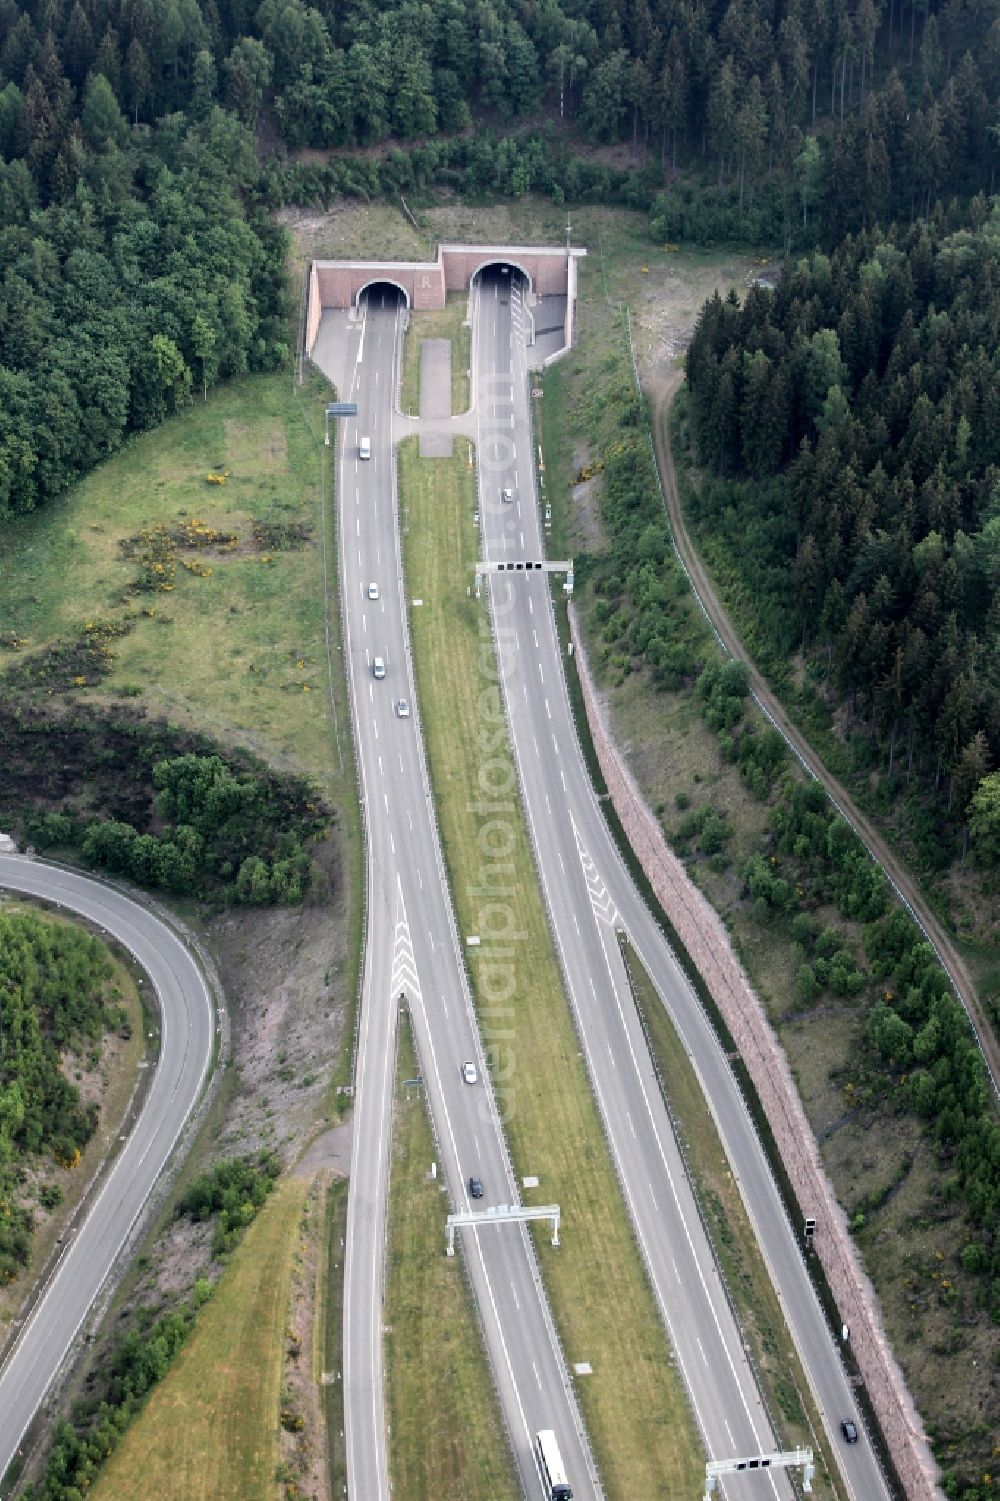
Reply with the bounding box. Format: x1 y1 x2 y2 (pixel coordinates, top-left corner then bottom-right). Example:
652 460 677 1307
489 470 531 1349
0 856 214 1485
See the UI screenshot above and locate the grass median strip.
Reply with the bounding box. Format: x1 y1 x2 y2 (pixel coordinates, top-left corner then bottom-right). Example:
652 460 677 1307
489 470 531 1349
386 1015 519 1501
92 1174 307 1501
399 295 471 416
400 436 704 1500
620 937 846 1501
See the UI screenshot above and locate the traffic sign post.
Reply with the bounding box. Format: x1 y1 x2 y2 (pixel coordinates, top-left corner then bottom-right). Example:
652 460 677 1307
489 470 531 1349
325 401 359 446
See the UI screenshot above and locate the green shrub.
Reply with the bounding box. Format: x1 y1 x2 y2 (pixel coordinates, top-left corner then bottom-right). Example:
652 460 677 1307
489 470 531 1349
178 1151 281 1258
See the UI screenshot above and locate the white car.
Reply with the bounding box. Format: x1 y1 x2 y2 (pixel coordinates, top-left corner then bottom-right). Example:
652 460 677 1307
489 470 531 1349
501 487 513 504
396 698 410 718
367 581 379 600
372 656 385 680
462 1060 478 1085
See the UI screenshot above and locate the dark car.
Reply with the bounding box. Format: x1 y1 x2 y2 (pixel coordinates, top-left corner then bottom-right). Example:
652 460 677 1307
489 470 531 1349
469 1176 484 1199
841 1420 859 1444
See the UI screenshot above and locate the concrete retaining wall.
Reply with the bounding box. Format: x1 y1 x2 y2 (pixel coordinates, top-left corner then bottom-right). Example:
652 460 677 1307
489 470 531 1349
305 261 322 356
304 244 588 355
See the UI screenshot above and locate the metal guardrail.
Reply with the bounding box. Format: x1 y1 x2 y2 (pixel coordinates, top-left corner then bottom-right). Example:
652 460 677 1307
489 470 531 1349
323 403 367 1100
519 390 720 1474
617 934 808 1497
296 260 311 389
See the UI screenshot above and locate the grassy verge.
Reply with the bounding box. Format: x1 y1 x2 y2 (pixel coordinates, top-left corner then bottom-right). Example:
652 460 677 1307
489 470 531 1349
620 939 846 1501
400 295 471 417
399 436 704 1500
92 1174 307 1501
386 1016 519 1501
284 201 434 298
321 1177 349 1498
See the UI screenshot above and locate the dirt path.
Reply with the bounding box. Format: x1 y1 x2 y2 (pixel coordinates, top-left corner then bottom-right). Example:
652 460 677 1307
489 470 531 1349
647 370 1000 1095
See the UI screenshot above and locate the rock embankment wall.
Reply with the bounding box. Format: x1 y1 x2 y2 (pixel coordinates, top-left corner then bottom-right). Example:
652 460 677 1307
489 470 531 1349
569 605 939 1501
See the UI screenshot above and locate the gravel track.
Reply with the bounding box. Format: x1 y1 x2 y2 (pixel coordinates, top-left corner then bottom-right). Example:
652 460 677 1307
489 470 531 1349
647 369 1000 1098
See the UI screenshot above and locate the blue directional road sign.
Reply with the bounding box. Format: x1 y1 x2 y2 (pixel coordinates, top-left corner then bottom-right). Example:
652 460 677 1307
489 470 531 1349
327 402 359 416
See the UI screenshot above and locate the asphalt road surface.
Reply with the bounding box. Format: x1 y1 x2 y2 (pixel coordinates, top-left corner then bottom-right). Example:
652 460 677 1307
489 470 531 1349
0 856 213 1487
473 267 892 1501
313 297 602 1501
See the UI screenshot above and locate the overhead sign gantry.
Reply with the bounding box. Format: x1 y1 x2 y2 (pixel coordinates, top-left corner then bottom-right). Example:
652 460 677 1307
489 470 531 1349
445 1202 561 1256
704 1447 815 1498
324 401 358 445
474 559 574 597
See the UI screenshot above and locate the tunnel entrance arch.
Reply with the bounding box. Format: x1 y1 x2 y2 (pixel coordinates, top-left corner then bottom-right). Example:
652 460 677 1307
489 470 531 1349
355 277 410 308
303 243 586 361
470 259 532 294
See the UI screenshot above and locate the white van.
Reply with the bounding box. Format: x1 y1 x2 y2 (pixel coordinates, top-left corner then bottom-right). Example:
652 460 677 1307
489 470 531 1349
372 656 385 680
359 435 371 460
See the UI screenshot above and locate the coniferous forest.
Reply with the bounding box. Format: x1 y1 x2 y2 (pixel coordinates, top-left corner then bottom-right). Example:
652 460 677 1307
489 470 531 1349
2 0 1000 519
684 215 1000 869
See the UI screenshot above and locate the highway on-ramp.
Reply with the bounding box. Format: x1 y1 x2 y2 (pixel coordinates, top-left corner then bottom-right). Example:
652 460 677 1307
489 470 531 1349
0 856 214 1487
474 266 892 1501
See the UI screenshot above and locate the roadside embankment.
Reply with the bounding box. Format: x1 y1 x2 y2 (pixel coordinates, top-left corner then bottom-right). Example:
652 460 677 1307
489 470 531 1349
570 605 939 1501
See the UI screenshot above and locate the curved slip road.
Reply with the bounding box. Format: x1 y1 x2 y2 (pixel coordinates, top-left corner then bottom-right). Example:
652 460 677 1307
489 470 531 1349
311 297 601 1501
0 855 214 1485
475 268 892 1501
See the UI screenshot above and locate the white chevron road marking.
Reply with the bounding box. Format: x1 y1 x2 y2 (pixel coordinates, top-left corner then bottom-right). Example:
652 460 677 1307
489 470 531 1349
570 814 621 929
390 875 422 1001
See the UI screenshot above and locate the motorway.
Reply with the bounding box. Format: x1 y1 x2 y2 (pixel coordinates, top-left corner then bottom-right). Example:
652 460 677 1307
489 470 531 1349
313 300 601 1501
473 267 893 1501
315 263 894 1501
0 274 893 1501
0 856 214 1486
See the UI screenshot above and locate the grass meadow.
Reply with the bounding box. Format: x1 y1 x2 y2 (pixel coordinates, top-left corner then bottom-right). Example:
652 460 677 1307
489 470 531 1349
92 1175 307 1501
0 369 348 798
